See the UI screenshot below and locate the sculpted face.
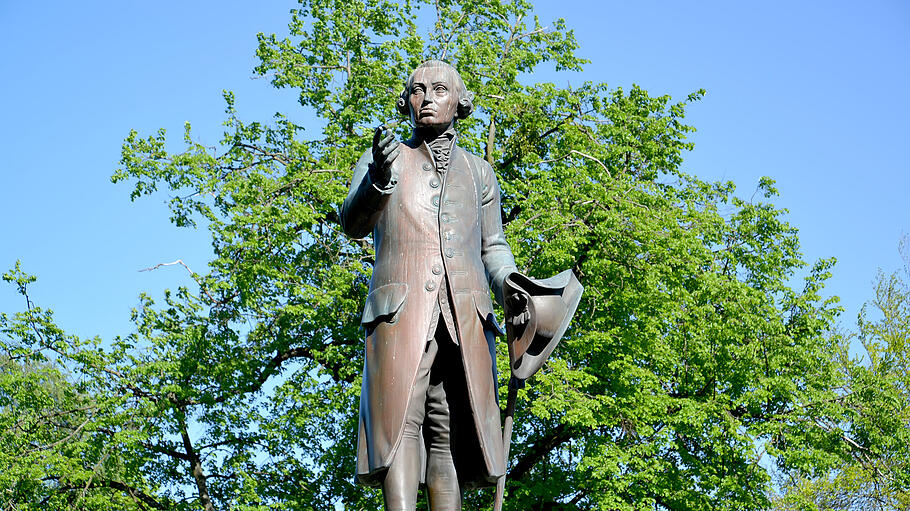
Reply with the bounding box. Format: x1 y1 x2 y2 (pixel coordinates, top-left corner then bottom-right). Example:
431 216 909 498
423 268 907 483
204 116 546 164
408 66 458 132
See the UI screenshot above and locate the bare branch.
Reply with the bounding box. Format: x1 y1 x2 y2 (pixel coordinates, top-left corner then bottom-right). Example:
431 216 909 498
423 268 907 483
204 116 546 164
25 415 92 455
569 149 611 177
75 444 113 509
138 259 197 275
438 11 468 60
138 259 218 303
518 27 548 40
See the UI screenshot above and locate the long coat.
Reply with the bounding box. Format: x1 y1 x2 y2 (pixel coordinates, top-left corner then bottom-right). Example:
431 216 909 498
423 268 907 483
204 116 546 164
340 135 517 487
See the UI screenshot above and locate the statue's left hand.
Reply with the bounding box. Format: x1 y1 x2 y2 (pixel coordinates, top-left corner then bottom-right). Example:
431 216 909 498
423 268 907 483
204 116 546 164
506 290 530 327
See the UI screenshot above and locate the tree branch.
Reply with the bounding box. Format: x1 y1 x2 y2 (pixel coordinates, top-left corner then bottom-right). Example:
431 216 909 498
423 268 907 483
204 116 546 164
143 441 192 461
55 479 168 510
507 423 574 481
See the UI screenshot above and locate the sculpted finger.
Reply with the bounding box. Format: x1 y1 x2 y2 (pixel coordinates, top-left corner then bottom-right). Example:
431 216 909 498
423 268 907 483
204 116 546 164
510 307 527 326
380 130 395 148
385 146 400 165
381 139 398 156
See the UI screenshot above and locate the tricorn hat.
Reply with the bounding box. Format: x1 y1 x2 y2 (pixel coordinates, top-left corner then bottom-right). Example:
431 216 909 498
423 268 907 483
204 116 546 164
503 269 583 381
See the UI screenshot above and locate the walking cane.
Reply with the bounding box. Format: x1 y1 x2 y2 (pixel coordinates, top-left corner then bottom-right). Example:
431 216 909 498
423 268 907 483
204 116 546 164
493 376 521 511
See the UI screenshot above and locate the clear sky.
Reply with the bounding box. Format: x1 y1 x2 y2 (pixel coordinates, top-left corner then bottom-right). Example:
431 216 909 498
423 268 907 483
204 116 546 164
1 1 908 348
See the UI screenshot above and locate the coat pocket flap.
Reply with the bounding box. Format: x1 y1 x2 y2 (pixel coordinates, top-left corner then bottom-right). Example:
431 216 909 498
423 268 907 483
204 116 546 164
473 290 506 337
361 283 409 327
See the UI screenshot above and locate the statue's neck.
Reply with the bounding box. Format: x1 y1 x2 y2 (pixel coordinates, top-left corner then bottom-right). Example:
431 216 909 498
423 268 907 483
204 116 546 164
414 122 456 144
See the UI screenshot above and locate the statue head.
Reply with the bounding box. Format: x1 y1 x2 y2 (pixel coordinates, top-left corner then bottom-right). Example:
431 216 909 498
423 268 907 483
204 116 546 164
397 60 474 131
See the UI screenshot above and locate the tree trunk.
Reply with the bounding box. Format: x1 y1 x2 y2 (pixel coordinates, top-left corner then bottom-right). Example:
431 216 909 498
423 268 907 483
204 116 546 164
178 412 215 511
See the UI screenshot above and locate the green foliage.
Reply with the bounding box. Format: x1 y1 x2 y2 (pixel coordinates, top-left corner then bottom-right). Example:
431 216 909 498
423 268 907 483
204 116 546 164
1 263 159 510
3 0 894 509
773 240 910 510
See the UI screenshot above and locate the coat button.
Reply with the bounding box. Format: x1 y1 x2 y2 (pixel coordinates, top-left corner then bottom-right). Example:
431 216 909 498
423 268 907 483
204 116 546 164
445 248 455 258
425 281 437 291
432 195 440 206
432 264 442 275
429 178 440 188
422 162 433 171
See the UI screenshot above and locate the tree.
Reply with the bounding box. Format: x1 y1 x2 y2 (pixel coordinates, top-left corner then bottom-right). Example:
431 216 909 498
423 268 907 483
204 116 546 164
773 238 910 510
0 262 164 510
2 0 855 509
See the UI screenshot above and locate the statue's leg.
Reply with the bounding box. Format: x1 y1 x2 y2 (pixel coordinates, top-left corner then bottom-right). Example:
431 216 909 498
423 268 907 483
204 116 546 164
383 438 420 511
424 329 464 511
383 336 437 511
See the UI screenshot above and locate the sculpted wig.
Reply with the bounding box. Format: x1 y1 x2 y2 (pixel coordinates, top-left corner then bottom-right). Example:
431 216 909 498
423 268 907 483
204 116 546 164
397 60 474 120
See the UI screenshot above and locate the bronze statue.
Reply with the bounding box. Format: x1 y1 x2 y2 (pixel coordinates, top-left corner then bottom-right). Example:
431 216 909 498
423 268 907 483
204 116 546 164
341 60 581 511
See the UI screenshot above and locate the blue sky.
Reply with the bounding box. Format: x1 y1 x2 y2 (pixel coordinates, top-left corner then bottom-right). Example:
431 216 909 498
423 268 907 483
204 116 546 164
1 0 908 347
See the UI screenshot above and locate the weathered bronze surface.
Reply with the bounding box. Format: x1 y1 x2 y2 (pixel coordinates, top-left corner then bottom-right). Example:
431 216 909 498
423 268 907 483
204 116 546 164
341 60 580 510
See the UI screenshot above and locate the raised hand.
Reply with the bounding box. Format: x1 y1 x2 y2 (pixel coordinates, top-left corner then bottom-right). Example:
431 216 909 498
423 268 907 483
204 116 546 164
370 125 400 188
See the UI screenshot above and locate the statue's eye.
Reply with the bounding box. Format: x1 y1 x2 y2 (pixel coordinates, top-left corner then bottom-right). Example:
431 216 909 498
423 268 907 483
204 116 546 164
435 85 447 93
